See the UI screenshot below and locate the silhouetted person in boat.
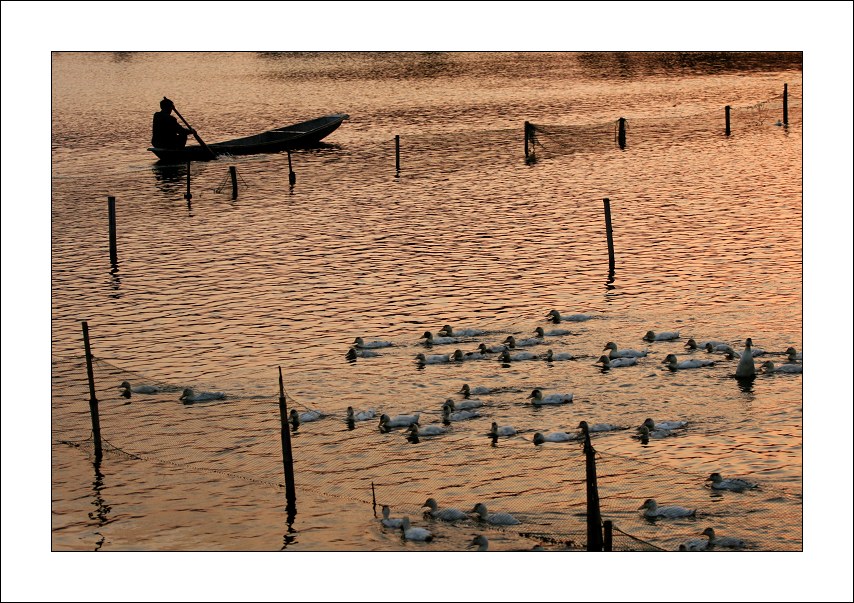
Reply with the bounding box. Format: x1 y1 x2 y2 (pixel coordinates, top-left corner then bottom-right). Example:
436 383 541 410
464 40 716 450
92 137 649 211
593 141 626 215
151 97 194 149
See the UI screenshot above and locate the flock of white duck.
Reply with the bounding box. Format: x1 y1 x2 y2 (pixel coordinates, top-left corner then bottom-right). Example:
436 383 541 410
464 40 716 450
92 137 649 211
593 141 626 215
115 309 800 551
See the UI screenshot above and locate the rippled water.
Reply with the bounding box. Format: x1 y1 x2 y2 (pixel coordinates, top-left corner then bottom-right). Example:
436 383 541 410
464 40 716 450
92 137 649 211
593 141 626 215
49 52 803 553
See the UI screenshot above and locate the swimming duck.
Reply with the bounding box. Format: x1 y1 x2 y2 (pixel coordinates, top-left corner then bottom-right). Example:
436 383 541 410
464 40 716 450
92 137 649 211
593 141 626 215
289 409 323 427
534 431 580 445
597 354 638 368
498 349 539 362
685 338 727 351
578 420 622 433
407 423 446 437
442 405 480 423
678 538 710 552
444 398 484 411
477 343 508 354
437 325 485 337
469 534 490 551
415 352 452 365
346 347 379 360
460 383 493 397
421 331 460 345
704 342 738 355
528 389 573 405
546 310 593 323
700 527 746 549
400 516 433 541
662 354 715 370
706 472 758 492
603 342 648 358
353 337 393 349
471 502 521 525
179 388 225 403
544 349 575 361
504 335 543 348
380 505 404 528
643 418 687 431
633 425 674 442
785 347 803 362
451 349 488 361
422 498 468 521
534 326 573 337
490 422 516 437
119 381 160 398
735 338 756 377
643 330 680 342
638 498 696 518
346 406 376 422
760 361 802 374
379 413 421 430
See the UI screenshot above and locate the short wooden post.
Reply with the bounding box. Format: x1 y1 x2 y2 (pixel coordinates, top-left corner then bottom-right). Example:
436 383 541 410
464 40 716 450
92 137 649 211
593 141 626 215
524 121 530 161
277 366 297 505
371 482 377 517
603 520 613 552
184 161 192 201
395 135 400 173
617 117 626 149
81 321 103 461
584 429 603 551
725 105 731 136
287 151 296 186
603 198 615 273
783 83 788 125
229 166 238 200
107 196 117 265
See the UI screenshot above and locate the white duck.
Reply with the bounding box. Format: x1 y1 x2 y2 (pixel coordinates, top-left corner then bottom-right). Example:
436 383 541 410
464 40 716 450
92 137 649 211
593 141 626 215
477 343 508 354
289 409 323 427
678 538 710 552
346 406 376 422
760 361 802 374
379 413 420 430
706 472 758 492
533 431 580 445
597 354 638 368
444 398 484 411
407 423 446 437
499 349 539 362
546 310 593 323
504 335 543 348
179 388 225 403
735 338 757 377
643 330 680 342
346 347 380 360
634 425 674 441
684 338 727 351
380 505 404 528
422 498 468 521
119 381 160 398
785 347 803 362
451 349 488 361
638 498 696 518
704 342 738 355
469 534 490 551
534 326 573 337
421 331 461 345
578 420 622 433
490 422 517 437
353 337 393 349
528 389 573 405
544 349 575 361
442 405 480 423
662 354 715 370
400 516 433 541
460 383 493 397
643 418 687 431
415 352 452 365
471 502 521 525
603 342 648 358
437 325 485 337
701 527 746 549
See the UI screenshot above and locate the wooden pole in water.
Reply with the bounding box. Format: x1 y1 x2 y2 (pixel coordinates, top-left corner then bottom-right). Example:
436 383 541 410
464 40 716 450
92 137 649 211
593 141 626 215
603 198 616 273
524 121 530 161
783 83 788 125
371 482 377 517
184 161 192 201
81 321 103 461
107 196 117 265
725 105 731 136
617 117 626 149
395 135 400 173
603 519 613 552
278 366 297 505
229 166 238 200
287 151 296 186
584 429 603 551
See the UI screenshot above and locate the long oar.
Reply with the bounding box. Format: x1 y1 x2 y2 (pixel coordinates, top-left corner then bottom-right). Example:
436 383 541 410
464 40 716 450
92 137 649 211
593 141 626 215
164 97 216 159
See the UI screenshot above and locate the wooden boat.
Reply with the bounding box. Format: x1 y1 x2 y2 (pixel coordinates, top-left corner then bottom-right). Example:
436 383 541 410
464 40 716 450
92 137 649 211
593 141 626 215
148 113 349 162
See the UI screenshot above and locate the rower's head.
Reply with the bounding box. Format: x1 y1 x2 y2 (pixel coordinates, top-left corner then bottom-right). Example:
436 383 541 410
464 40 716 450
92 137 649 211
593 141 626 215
160 97 174 112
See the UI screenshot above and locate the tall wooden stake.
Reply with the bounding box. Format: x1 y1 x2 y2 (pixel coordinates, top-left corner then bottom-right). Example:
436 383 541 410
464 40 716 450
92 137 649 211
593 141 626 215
725 105 731 136
524 121 530 161
584 429 603 551
287 151 296 186
107 196 117 265
617 117 626 149
395 135 400 173
603 198 615 273
278 366 297 505
783 83 788 125
184 161 192 201
229 166 238 200
82 321 102 461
